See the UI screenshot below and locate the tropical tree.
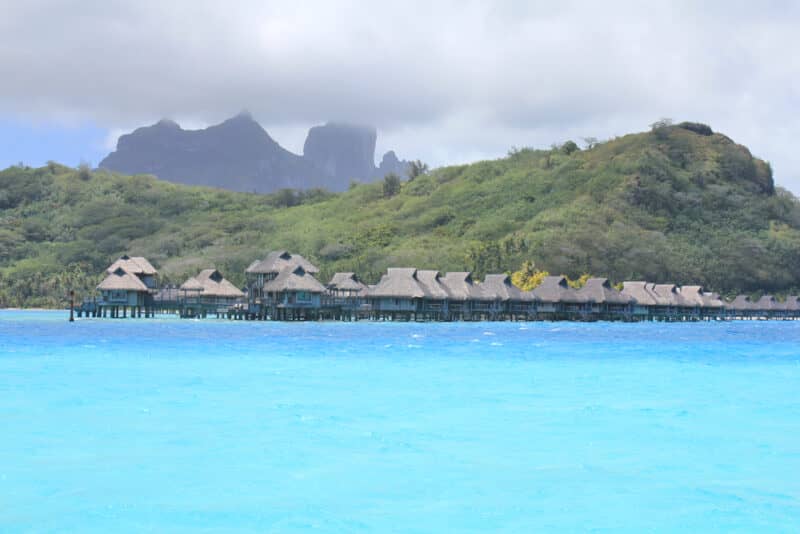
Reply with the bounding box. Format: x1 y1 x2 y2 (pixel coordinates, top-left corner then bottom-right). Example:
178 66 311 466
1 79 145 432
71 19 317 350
407 160 429 182
511 260 550 290
382 173 401 198
567 273 591 289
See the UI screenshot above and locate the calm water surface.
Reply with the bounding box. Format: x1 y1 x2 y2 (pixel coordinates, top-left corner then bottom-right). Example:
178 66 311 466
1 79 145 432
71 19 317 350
1 311 799 532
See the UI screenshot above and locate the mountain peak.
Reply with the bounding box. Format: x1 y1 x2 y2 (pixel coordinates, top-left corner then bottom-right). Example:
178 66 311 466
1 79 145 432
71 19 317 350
99 113 411 193
154 118 181 129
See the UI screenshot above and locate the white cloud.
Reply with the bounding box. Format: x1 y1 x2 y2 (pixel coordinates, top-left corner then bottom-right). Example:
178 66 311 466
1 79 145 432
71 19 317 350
1 1 798 190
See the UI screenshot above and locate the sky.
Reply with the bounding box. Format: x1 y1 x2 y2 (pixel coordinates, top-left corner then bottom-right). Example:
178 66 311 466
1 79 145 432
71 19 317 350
1 1 799 191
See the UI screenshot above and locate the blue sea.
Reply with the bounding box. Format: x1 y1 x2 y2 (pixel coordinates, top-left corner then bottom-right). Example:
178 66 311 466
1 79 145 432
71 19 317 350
1 311 799 532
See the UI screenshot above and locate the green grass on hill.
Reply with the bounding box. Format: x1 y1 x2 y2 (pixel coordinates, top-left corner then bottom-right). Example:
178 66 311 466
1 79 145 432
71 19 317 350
2 122 800 307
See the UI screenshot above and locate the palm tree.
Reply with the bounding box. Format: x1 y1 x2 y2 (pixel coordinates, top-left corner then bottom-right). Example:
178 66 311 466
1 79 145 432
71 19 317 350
407 160 429 182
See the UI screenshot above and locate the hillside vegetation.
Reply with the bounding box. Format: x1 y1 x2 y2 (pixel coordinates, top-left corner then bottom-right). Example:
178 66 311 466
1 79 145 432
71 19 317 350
2 122 800 307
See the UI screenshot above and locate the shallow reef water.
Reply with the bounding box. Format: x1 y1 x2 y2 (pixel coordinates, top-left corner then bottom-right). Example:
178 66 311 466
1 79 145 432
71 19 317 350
1 311 799 532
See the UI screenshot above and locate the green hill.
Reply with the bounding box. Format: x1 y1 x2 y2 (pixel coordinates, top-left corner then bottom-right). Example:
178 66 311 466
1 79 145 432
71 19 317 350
2 121 800 307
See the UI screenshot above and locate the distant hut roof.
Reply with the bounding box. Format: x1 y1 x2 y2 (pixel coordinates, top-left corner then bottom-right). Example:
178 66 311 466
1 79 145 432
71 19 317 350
652 284 690 306
621 281 658 306
106 255 157 275
532 276 583 304
678 286 707 307
753 295 779 311
440 272 480 301
183 269 245 298
701 291 725 309
645 283 672 306
368 268 426 299
577 278 632 305
784 296 799 311
245 250 319 275
728 295 753 311
415 270 450 300
327 272 367 292
97 267 149 291
480 274 533 302
263 265 326 293
180 277 204 291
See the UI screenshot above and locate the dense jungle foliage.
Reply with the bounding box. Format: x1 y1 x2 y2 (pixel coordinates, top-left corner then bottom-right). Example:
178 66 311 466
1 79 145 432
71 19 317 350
2 122 799 307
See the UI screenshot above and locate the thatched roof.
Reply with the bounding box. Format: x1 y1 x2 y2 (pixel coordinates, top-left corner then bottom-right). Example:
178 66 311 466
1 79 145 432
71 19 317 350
621 281 658 306
180 277 204 291
183 269 244 298
652 284 690 306
368 268 426 299
644 283 672 306
728 295 753 311
97 267 149 292
440 272 480 301
415 270 450 300
532 276 583 304
783 296 799 311
246 250 319 275
106 255 157 275
701 291 725 309
678 286 707 307
327 272 368 292
262 265 326 293
577 278 632 305
480 274 533 302
753 295 779 311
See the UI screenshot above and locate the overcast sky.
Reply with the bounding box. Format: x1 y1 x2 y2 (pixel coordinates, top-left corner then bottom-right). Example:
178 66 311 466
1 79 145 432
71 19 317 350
1 1 799 191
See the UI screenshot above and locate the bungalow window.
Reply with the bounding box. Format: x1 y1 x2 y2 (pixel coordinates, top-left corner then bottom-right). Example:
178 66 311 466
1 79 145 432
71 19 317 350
110 290 127 301
296 291 312 302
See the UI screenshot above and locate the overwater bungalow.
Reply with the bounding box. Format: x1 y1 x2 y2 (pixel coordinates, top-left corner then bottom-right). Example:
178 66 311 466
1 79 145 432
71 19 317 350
179 276 205 302
577 278 633 319
621 281 659 318
245 251 319 317
96 266 151 317
415 270 450 320
262 265 326 320
439 272 482 320
679 286 724 319
106 255 158 289
368 268 426 319
753 295 782 318
480 274 535 320
325 272 369 318
327 272 368 296
180 269 245 313
652 284 691 318
533 276 585 319
727 295 751 319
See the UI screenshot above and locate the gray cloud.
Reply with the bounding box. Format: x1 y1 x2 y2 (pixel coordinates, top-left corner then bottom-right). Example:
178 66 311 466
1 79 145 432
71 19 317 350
1 1 799 190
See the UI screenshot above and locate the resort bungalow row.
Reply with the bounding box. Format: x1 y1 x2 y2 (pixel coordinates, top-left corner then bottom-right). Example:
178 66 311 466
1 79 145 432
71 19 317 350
82 251 800 321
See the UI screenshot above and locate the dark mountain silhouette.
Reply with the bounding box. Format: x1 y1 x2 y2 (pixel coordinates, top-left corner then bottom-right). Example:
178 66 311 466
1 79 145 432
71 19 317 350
99 113 410 193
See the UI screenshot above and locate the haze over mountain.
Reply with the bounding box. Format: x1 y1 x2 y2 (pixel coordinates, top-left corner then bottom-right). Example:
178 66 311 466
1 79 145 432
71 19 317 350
99 113 410 193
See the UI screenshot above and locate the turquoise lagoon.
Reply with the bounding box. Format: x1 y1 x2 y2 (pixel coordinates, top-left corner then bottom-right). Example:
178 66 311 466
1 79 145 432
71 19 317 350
1 310 799 532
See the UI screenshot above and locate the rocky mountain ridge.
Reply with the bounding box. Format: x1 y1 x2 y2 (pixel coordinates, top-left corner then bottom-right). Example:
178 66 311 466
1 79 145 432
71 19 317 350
99 113 409 193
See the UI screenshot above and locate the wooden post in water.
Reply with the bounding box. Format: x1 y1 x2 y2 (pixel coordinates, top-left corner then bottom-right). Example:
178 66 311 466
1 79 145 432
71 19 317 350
69 290 75 322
